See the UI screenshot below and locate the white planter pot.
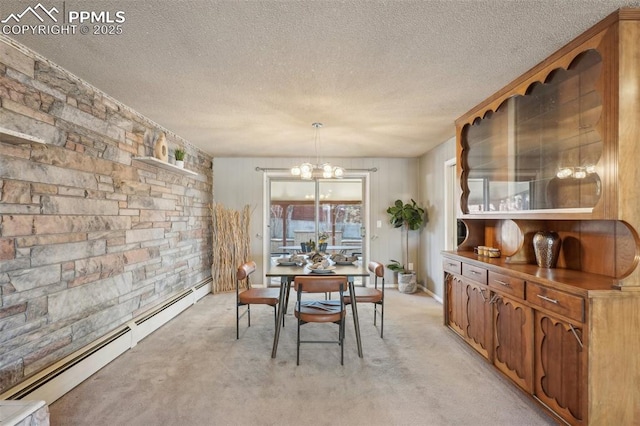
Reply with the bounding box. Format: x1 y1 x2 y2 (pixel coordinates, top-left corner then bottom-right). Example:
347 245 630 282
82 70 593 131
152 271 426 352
175 160 184 169
398 272 417 294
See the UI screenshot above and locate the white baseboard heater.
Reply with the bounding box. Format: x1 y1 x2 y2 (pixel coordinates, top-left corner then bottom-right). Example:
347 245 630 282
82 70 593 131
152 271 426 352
0 278 212 405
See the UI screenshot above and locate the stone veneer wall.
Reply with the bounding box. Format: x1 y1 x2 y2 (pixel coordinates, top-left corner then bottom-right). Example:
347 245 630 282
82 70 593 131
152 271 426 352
0 37 213 394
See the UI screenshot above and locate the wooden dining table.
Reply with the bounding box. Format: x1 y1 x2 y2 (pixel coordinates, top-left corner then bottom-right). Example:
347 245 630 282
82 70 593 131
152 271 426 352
266 262 369 359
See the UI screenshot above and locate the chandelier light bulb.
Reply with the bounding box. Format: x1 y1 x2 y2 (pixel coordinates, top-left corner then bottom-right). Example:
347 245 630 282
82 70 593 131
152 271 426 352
291 166 301 176
300 162 313 174
333 167 345 178
322 163 333 173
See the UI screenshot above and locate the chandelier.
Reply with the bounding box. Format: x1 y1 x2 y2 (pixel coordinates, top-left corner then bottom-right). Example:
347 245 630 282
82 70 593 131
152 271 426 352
291 122 345 179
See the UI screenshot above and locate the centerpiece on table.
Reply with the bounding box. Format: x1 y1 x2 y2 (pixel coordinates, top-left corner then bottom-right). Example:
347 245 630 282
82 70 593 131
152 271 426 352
318 232 329 252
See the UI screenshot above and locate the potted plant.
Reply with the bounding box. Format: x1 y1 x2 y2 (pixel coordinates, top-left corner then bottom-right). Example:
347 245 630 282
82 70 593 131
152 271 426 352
386 199 426 293
318 232 329 252
174 148 185 168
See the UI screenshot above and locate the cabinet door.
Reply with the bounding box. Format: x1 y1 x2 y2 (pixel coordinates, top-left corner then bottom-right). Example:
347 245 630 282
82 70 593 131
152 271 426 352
534 311 586 425
465 280 493 360
494 295 533 392
445 273 466 337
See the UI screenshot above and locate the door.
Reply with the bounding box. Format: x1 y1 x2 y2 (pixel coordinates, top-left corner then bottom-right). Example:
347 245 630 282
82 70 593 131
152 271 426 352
267 176 367 282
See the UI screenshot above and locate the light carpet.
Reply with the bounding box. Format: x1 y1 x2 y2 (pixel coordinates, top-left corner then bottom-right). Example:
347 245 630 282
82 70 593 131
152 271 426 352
49 289 556 425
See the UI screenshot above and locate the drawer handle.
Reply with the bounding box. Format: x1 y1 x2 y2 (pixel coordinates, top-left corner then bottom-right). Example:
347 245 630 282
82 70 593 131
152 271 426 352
569 324 584 349
448 263 458 267
470 270 481 275
495 279 510 287
537 294 559 304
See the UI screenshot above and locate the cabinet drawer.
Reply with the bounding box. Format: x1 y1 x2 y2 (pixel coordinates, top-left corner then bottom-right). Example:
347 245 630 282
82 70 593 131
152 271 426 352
526 282 584 323
462 263 487 285
488 272 525 299
443 259 462 275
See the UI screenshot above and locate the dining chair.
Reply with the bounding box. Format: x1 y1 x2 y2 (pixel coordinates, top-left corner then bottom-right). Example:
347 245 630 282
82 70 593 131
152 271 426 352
345 261 385 338
236 260 281 339
294 275 348 365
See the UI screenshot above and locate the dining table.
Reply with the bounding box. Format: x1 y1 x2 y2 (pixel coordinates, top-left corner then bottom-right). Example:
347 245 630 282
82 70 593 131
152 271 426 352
278 245 362 254
266 262 370 359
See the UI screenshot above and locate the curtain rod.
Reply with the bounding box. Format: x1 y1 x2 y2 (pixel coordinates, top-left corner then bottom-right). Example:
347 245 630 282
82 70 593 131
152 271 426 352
255 167 377 173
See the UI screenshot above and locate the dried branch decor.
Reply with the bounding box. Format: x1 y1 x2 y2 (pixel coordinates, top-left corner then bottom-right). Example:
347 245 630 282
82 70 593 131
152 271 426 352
211 203 251 293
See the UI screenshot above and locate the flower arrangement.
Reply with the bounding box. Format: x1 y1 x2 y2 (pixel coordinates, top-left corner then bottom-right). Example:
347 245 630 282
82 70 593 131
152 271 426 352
318 232 329 243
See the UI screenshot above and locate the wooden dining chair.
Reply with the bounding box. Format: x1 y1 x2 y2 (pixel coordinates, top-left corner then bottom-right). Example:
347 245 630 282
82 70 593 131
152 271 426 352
345 261 385 338
236 260 281 339
294 275 348 365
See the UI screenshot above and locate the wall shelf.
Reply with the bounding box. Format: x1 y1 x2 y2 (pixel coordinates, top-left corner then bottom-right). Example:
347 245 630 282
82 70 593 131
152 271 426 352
0 127 45 145
134 156 198 176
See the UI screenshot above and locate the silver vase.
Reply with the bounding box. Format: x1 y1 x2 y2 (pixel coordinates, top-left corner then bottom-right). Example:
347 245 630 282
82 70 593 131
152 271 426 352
533 231 561 268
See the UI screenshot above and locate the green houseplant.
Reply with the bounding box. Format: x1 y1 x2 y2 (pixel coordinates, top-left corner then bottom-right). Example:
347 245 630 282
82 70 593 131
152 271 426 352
386 199 426 293
174 148 185 168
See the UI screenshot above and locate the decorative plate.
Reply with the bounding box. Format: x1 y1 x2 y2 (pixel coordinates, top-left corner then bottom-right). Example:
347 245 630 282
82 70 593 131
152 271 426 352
310 266 336 274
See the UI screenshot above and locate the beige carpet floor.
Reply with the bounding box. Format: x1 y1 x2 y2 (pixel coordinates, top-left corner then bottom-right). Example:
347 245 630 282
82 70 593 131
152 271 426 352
49 289 556 425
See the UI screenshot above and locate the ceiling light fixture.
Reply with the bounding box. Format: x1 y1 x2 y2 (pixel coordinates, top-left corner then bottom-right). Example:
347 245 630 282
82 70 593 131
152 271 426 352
291 122 345 179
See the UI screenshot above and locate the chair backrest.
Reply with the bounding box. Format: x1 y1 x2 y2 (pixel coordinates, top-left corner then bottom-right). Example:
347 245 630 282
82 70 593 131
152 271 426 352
237 261 256 289
368 261 384 278
294 275 347 293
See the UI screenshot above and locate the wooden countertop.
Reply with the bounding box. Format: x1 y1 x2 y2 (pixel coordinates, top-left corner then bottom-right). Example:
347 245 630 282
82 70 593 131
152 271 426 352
442 250 625 296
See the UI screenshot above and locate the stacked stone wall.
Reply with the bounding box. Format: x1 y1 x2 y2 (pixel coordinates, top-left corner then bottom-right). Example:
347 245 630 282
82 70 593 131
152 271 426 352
0 38 213 393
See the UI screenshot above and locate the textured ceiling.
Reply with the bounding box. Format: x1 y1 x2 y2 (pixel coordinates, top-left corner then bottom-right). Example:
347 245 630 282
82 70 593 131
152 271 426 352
2 0 638 158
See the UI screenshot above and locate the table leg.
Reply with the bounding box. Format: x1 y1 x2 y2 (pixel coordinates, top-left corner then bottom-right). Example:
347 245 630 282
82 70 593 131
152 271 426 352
271 278 289 358
349 281 363 358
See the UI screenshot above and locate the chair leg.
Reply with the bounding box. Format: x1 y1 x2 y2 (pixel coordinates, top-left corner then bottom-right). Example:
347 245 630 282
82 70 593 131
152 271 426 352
380 301 384 339
340 318 344 365
296 315 301 366
247 305 251 327
236 304 239 339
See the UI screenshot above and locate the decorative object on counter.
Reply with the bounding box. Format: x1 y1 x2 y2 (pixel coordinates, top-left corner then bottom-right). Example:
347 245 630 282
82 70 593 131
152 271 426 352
153 132 168 162
488 248 501 258
533 231 561 268
174 148 185 168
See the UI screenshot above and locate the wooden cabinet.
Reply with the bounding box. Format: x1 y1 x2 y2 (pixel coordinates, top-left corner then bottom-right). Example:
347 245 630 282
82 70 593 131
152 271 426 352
493 293 533 393
464 277 493 360
445 11 640 423
445 272 465 337
442 253 640 425
533 310 585 424
456 9 640 223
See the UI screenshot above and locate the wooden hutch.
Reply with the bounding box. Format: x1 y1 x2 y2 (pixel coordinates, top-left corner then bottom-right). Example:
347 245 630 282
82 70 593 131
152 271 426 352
442 8 640 425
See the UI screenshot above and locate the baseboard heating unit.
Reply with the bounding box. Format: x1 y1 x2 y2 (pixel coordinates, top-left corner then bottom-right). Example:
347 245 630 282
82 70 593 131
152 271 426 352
0 278 212 405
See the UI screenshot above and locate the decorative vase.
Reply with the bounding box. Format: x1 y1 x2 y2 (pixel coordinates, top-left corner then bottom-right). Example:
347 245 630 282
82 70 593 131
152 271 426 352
154 133 168 162
175 160 184 169
398 272 417 294
318 242 327 252
533 231 561 268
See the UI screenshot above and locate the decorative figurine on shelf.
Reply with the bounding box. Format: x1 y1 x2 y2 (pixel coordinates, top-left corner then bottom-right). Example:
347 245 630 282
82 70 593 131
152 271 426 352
153 132 168 162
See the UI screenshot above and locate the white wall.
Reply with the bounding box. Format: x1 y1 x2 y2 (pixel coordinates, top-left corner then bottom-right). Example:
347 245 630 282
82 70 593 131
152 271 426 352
212 157 419 285
418 136 456 300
